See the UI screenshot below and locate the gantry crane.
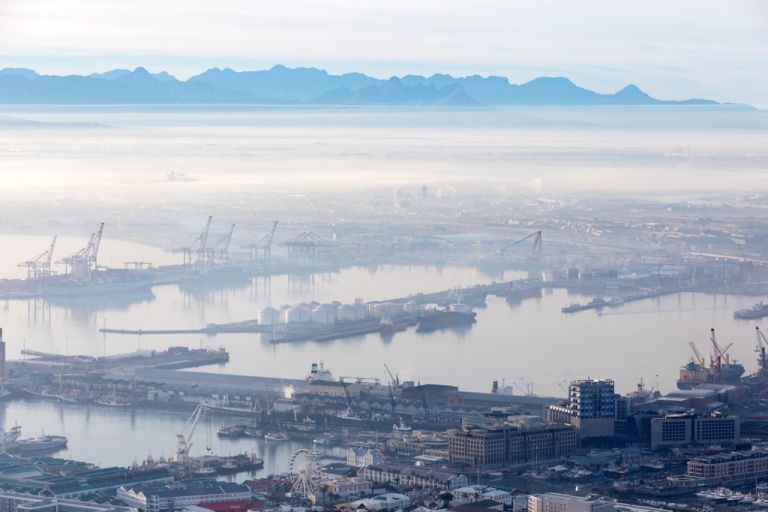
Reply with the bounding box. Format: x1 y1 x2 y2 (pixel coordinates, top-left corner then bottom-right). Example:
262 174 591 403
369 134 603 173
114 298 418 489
173 216 213 269
58 223 104 280
209 223 235 265
19 235 57 280
245 221 278 264
175 402 205 464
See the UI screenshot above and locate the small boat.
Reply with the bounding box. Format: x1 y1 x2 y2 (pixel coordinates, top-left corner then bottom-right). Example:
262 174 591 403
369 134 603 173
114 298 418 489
217 425 246 437
194 466 216 475
243 427 263 438
264 432 289 441
393 419 412 433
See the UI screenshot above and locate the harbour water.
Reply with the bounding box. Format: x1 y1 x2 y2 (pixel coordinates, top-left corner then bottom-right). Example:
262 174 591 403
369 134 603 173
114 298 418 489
0 398 312 477
1 234 767 398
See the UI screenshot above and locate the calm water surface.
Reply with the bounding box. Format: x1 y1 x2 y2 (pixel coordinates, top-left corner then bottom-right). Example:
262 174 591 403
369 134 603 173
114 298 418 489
1 234 767 470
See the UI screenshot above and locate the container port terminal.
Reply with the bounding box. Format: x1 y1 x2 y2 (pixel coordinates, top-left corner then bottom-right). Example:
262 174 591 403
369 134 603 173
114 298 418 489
3 204 768 512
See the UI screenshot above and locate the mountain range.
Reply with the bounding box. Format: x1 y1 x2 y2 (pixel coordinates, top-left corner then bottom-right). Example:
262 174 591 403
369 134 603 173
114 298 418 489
0 65 723 106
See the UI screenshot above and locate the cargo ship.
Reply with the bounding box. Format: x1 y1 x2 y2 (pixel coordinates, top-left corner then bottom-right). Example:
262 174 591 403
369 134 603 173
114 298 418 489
7 434 68 454
416 304 477 332
677 329 745 389
562 297 607 314
734 302 768 320
44 270 154 299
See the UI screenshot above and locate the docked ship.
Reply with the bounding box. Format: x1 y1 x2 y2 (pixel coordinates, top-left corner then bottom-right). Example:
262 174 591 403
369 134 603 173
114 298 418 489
216 424 247 437
203 395 263 416
7 434 68 454
677 329 745 389
561 297 607 313
734 302 768 320
95 394 135 407
44 270 154 299
416 304 477 332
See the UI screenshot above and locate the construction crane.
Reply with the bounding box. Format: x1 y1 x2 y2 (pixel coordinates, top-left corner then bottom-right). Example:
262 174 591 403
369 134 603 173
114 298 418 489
18 235 57 280
756 327 768 377
175 402 205 464
500 230 543 260
58 223 104 279
173 216 213 268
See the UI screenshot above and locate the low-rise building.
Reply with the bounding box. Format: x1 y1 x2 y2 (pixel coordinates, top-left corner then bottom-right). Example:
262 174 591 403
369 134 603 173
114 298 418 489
350 493 410 511
0 492 137 512
117 482 251 512
447 424 577 469
650 413 740 450
359 465 468 491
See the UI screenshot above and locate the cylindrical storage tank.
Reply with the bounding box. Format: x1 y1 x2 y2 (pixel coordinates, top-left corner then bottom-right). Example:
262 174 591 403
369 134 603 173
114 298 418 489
311 304 336 324
285 305 311 323
258 306 280 325
337 304 356 322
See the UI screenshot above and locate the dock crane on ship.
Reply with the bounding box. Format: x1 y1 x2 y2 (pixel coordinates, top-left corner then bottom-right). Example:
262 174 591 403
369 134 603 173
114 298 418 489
756 327 768 378
175 402 205 464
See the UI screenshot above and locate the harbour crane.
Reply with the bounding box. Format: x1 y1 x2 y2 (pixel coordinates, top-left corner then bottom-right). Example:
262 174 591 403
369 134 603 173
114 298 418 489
756 327 768 377
18 235 57 280
210 223 235 264
245 221 278 264
500 230 543 260
688 341 706 367
175 402 205 464
384 364 400 386
709 328 735 382
173 216 213 268
58 223 104 279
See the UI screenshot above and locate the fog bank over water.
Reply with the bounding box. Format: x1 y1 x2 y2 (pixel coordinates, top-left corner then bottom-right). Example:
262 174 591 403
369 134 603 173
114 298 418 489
0 106 766 205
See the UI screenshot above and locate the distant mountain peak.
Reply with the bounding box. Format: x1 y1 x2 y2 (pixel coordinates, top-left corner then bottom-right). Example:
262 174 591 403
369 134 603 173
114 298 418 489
0 65 727 106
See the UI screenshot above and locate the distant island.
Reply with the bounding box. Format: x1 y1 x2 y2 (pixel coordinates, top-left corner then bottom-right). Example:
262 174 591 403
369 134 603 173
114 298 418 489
0 65 727 106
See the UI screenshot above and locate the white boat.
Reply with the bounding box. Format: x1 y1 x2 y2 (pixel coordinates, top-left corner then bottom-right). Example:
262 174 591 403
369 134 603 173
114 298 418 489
338 407 364 422
392 419 412 433
264 432 289 441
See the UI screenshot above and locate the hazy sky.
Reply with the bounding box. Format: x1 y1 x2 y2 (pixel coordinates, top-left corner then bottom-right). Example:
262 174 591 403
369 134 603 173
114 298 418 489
1 0 767 105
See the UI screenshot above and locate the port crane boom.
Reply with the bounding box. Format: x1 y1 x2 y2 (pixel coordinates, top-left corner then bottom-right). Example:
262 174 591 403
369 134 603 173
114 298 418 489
757 327 768 376
19 235 57 280
688 341 705 366
176 403 205 464
500 230 543 260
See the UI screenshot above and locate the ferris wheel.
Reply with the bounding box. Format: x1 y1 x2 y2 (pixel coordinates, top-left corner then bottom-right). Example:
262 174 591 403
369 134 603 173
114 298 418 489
288 448 320 499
